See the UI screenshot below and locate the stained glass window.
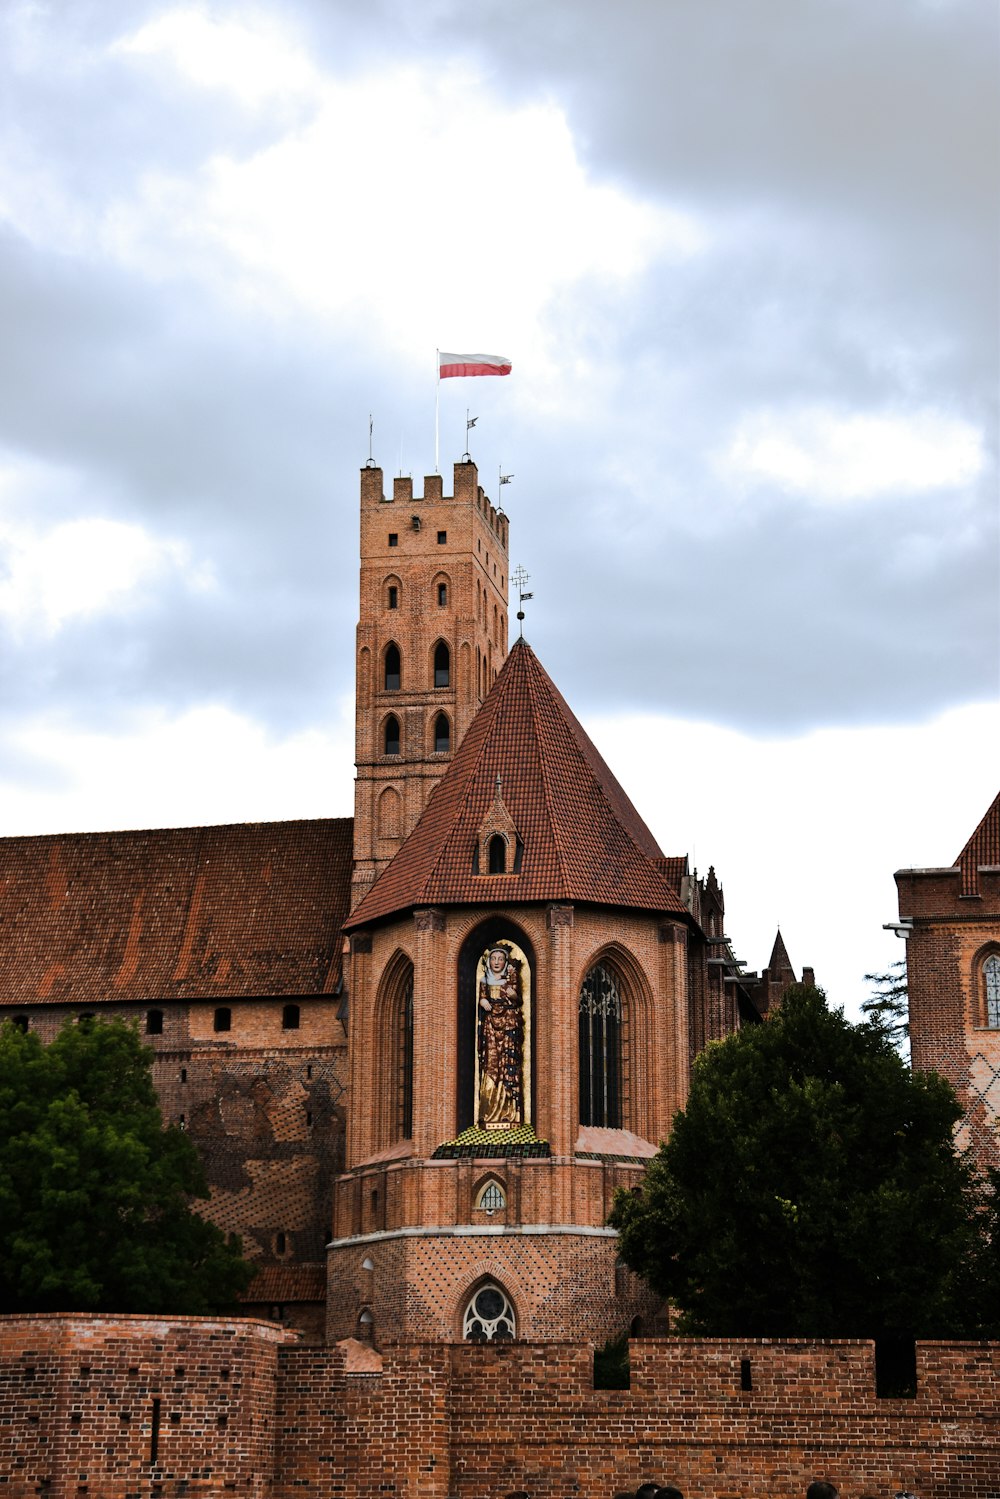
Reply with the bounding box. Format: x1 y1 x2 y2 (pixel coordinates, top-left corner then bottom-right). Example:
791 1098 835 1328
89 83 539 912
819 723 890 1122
579 964 623 1128
463 1283 515 1342
986 955 1000 1028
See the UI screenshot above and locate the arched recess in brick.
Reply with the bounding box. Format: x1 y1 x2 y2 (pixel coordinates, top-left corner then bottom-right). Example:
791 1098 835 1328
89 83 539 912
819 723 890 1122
454 1265 522 1341
432 639 451 688
432 570 451 609
377 786 402 840
383 641 401 691
372 950 414 1149
973 942 1000 1027
358 645 371 703
575 942 656 1141
456 918 536 1134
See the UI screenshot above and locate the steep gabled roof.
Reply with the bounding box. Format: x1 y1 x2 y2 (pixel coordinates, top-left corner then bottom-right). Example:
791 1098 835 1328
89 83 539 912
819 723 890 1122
955 790 1000 897
347 639 685 928
766 929 795 981
0 818 353 1005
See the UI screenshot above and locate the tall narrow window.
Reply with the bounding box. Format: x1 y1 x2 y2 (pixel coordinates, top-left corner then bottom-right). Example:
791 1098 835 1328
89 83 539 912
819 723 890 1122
434 641 450 688
384 715 401 755
434 713 450 754
438 582 448 607
384 644 401 691
488 834 507 874
397 976 414 1140
387 584 398 609
579 964 623 1128
986 954 1000 1028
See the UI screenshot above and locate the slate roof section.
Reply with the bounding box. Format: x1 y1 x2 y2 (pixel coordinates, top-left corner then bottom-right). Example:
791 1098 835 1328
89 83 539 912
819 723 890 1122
956 791 1000 897
0 819 353 1005
347 638 686 928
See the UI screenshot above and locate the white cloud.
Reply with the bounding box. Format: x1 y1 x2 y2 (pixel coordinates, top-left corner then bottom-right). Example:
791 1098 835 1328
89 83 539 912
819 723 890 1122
724 407 984 500
100 16 703 373
0 513 211 635
585 700 1000 1022
0 699 355 834
114 7 320 107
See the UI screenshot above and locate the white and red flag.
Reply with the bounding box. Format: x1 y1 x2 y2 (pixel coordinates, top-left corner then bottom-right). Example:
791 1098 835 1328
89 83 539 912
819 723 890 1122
438 351 512 379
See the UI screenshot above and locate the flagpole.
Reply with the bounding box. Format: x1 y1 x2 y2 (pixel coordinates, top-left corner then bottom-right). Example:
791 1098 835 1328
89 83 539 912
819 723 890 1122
435 350 440 474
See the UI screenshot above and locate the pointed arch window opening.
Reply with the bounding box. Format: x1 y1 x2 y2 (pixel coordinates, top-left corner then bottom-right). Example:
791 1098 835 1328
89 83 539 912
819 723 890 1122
488 833 507 874
384 644 401 691
463 1283 515 1342
579 964 625 1129
986 954 1000 1028
384 715 401 756
434 713 451 754
434 641 450 688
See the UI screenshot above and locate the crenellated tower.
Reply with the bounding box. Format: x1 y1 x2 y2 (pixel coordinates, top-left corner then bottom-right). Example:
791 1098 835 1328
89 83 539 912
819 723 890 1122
352 458 509 909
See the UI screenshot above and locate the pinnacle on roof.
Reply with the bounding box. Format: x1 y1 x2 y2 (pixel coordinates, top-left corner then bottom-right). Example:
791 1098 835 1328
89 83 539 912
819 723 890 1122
346 638 686 928
955 790 1000 897
767 928 795 980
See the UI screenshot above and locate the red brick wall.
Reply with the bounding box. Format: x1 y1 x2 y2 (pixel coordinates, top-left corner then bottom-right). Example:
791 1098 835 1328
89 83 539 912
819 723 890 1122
5 1318 999 1499
0 1314 290 1499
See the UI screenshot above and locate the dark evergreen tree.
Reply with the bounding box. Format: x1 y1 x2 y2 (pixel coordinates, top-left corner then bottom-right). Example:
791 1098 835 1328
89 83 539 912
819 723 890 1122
610 985 982 1338
0 1017 252 1314
861 957 909 1049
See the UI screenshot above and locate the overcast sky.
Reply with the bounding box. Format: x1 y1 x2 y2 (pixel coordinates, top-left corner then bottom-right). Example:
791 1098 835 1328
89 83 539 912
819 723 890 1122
0 0 996 1020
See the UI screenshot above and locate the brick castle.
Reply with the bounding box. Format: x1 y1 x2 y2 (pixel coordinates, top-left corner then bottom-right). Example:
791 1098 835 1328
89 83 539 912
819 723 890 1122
0 458 998 1495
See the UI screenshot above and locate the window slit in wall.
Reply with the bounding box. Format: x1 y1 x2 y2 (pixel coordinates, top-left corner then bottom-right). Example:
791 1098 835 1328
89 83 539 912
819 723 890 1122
149 1398 161 1463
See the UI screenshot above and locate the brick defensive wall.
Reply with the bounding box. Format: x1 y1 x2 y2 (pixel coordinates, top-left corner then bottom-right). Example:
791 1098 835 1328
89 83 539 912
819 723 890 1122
2 1316 999 1497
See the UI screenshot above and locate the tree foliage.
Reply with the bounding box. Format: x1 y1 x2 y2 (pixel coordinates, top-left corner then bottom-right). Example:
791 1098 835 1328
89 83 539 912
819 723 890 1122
610 985 984 1338
861 957 909 1049
0 1017 252 1315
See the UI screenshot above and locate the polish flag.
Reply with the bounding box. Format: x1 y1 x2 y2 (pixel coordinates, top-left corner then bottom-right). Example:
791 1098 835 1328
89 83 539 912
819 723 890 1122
438 351 512 379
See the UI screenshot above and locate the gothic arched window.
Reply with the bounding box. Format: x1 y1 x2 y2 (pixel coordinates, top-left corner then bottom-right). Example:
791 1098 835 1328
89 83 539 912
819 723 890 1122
383 714 400 755
434 713 450 754
434 641 450 688
384 643 401 691
579 963 623 1128
985 954 1000 1028
463 1283 515 1342
488 834 507 874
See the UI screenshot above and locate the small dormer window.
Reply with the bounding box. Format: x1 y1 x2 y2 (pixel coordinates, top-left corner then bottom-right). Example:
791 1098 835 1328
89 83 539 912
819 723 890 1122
488 834 507 874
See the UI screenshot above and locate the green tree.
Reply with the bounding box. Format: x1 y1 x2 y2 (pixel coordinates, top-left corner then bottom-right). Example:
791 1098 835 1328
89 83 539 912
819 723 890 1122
0 1016 252 1315
861 957 909 1049
610 985 983 1339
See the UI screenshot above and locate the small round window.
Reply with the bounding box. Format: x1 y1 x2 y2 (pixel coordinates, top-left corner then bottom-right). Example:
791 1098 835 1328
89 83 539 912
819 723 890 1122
463 1283 515 1342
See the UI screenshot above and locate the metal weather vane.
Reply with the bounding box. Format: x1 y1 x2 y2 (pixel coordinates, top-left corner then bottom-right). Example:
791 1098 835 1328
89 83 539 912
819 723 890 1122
512 564 533 638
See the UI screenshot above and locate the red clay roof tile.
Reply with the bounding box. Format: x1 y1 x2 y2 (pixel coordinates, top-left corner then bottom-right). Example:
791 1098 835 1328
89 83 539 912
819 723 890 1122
0 819 352 1005
956 790 1000 897
347 639 685 928
242 1264 326 1303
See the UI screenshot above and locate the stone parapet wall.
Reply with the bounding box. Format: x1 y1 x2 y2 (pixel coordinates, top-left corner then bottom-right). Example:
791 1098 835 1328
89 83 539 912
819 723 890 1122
3 1317 999 1499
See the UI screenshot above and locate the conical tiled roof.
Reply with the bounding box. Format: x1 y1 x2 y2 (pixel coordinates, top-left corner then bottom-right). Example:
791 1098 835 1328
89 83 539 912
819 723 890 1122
955 790 1000 897
346 639 686 928
767 929 794 980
